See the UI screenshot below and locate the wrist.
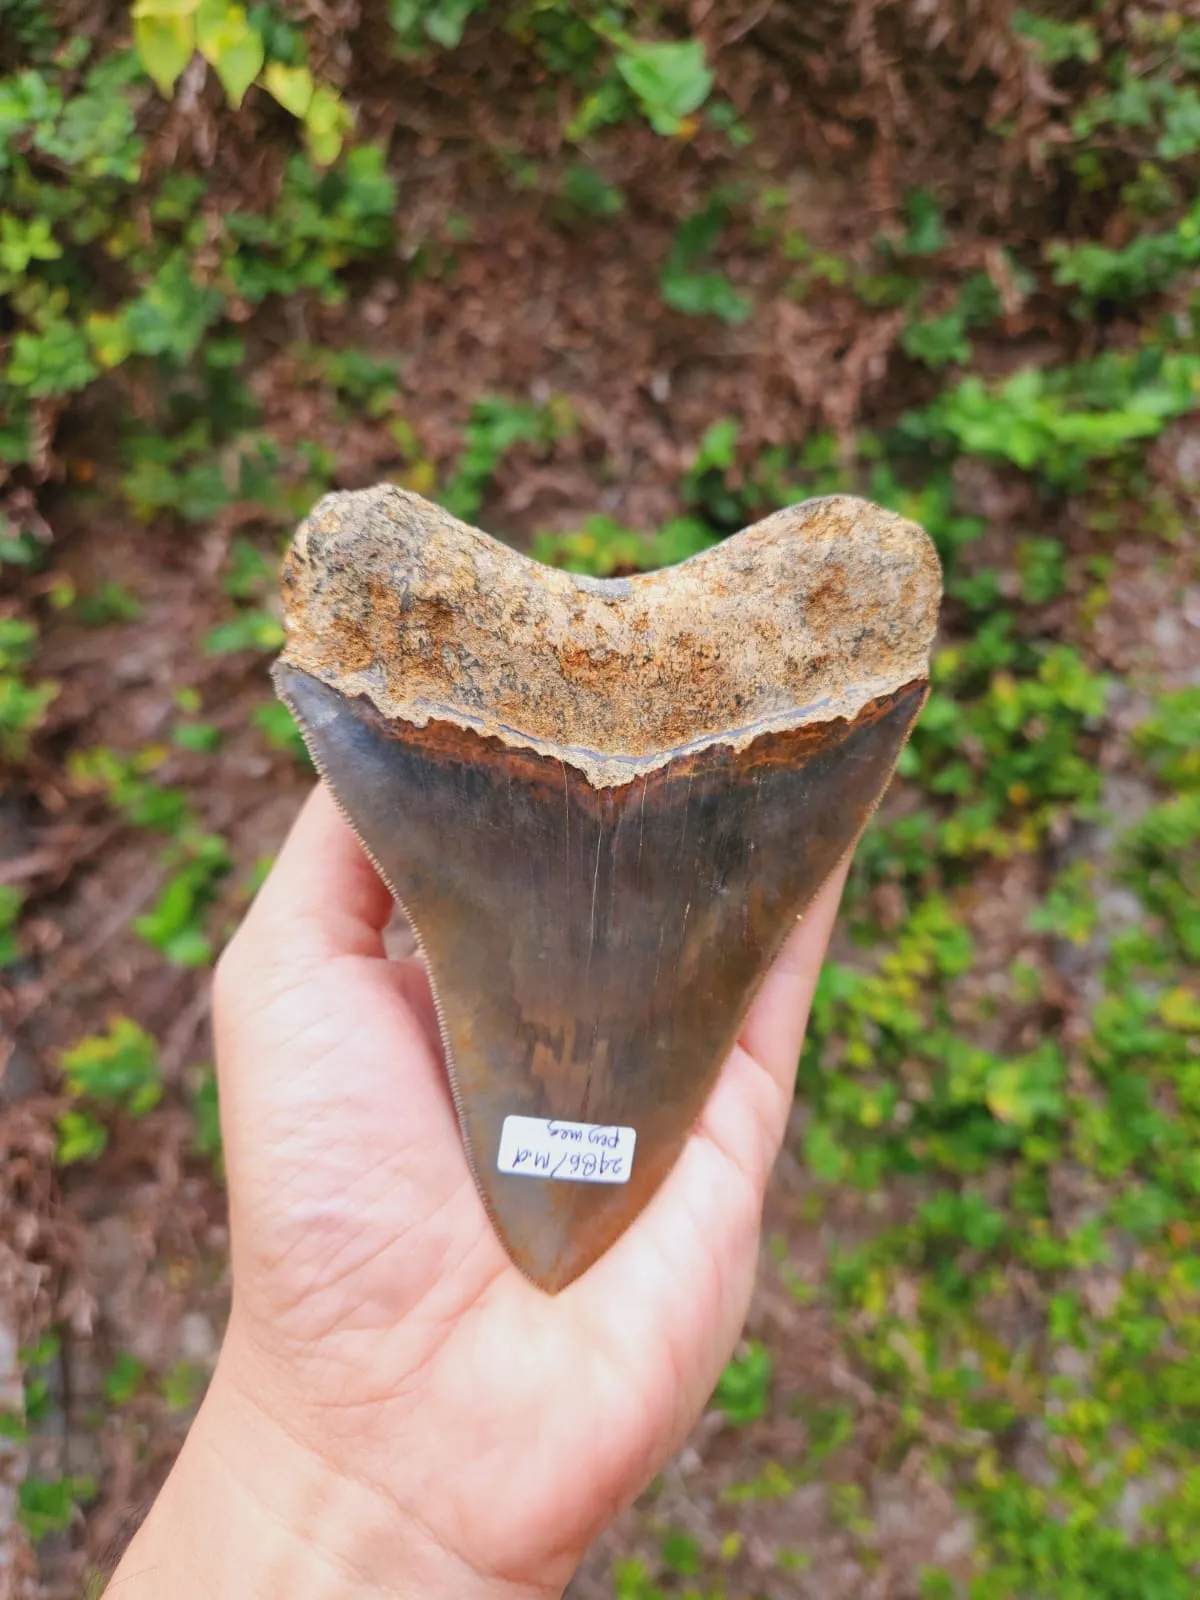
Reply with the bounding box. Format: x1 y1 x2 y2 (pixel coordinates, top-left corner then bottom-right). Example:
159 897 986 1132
110 1357 557 1600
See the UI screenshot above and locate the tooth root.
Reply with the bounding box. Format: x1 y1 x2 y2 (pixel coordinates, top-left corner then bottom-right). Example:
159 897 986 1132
276 666 929 1292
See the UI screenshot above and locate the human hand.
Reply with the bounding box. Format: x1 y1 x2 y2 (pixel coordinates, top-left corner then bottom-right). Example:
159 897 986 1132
111 783 847 1599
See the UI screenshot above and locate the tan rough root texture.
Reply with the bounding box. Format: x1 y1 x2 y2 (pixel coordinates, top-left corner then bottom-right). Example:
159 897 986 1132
277 486 941 786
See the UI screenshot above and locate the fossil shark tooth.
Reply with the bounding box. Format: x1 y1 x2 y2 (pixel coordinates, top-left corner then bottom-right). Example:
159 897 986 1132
272 486 941 1292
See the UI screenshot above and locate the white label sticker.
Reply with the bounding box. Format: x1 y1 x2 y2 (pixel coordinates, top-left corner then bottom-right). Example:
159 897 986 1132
497 1116 636 1184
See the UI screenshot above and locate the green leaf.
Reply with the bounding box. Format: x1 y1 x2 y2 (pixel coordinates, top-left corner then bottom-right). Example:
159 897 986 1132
195 2 264 108
172 720 221 752
565 78 627 142
134 13 195 97
660 267 750 324
1012 11 1100 65
19 1475 95 1541
388 0 486 53
1158 86 1200 161
86 311 133 370
104 1352 147 1406
902 307 972 369
1049 199 1200 304
804 1117 848 1182
614 38 713 135
560 162 623 218
659 202 750 324
0 674 58 758
660 1530 701 1577
158 926 215 966
7 322 99 397
121 252 223 363
0 215 61 276
132 0 201 15
60 1017 161 1110
74 583 143 627
303 84 353 165
191 1066 223 1160
0 884 23 967
252 700 311 762
55 1108 108 1165
714 1341 773 1424
133 834 231 965
901 188 947 255
262 61 313 117
1135 688 1200 792
202 610 285 653
985 1045 1065 1130
160 1360 205 1411
1016 536 1067 604
0 618 37 674
699 417 738 469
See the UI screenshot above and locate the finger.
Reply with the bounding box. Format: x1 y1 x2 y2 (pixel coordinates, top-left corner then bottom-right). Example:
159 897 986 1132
234 782 394 968
676 858 848 1213
564 860 850 1352
737 856 848 1087
386 955 446 1063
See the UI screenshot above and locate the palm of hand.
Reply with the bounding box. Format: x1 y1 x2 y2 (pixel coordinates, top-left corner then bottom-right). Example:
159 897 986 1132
213 787 842 1591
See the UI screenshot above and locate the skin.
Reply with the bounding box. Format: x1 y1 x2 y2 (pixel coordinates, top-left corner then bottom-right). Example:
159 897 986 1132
109 783 848 1599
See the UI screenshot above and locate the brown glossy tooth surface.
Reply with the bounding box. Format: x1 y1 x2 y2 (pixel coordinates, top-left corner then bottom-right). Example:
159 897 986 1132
274 486 941 1291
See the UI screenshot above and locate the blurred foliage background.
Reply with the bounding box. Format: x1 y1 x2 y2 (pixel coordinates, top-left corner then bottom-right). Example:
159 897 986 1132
1 2 1199 1597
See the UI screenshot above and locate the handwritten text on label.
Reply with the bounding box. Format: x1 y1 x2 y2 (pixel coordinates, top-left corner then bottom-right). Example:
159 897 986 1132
497 1116 637 1184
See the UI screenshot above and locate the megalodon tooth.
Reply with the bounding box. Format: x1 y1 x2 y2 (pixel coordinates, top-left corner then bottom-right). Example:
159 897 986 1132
272 486 941 1292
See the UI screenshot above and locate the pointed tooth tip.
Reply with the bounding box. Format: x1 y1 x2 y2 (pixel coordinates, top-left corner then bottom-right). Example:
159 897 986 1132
495 1215 615 1294
512 1250 595 1296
